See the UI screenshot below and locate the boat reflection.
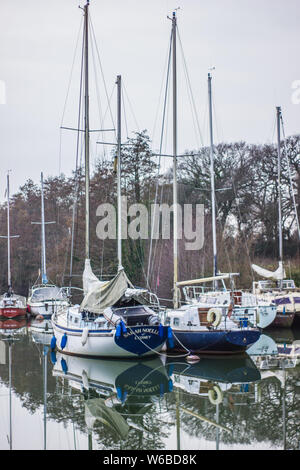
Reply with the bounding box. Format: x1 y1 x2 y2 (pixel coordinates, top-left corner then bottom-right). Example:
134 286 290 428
0 317 28 337
166 355 261 450
29 318 53 346
52 353 172 448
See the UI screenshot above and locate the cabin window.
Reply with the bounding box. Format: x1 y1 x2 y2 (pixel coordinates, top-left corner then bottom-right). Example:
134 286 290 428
173 318 180 327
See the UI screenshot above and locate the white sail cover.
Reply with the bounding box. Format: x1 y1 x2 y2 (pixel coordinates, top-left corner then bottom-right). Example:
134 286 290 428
252 262 286 281
80 268 134 314
82 259 108 296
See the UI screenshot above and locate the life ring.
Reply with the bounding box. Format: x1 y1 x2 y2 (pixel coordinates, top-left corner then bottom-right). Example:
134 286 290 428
207 308 222 327
208 385 223 405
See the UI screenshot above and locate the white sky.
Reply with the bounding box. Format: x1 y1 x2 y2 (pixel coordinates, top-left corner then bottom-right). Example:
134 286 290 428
0 0 300 197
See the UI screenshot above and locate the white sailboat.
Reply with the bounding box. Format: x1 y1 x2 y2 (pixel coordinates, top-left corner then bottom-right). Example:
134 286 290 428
27 172 69 318
169 71 276 331
0 172 27 318
159 12 261 354
51 1 170 358
252 107 299 327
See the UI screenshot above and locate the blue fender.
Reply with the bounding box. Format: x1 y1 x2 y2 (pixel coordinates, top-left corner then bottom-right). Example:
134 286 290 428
167 326 174 349
60 333 67 350
50 335 57 351
50 351 57 365
61 358 68 374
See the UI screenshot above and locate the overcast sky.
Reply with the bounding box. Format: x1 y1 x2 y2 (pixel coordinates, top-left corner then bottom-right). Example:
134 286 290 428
0 0 300 197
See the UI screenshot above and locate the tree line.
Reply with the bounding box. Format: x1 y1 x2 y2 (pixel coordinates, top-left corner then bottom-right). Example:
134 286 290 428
0 129 299 301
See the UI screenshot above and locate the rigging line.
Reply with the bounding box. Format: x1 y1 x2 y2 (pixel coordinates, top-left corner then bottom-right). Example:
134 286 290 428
176 26 204 147
280 117 300 241
230 158 255 281
214 193 234 276
122 80 140 134
177 32 201 150
147 28 173 286
151 102 173 291
89 22 106 157
212 93 222 145
151 28 174 149
70 30 85 280
97 83 117 159
89 15 116 140
121 82 130 140
59 17 84 175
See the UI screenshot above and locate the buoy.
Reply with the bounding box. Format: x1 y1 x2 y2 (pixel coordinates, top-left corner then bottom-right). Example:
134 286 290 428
81 327 89 346
60 333 67 350
208 385 223 405
207 308 222 327
50 335 57 351
186 355 200 363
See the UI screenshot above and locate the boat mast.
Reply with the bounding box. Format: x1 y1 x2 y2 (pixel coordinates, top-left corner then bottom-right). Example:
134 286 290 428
208 73 218 286
276 106 283 289
40 172 48 284
116 75 122 270
6 172 11 292
172 11 179 308
84 0 90 261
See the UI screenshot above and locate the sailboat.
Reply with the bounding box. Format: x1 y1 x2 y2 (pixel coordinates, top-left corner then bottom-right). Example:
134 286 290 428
27 172 69 318
252 107 299 327
170 73 276 332
0 173 27 319
51 1 170 358
163 12 261 354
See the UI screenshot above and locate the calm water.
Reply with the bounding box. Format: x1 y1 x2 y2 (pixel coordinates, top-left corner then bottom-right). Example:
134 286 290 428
0 318 299 451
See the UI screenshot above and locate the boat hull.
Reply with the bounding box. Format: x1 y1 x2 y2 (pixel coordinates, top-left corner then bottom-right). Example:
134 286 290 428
51 316 169 358
268 312 295 328
27 301 69 318
168 329 261 355
0 307 27 319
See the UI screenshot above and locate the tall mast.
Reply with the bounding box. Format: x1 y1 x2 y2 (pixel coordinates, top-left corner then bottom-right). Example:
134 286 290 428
6 173 11 291
116 75 122 270
40 172 48 284
84 1 90 260
208 73 218 286
276 106 283 288
172 11 179 308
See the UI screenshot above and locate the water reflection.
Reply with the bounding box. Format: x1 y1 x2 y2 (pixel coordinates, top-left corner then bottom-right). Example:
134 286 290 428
0 322 299 450
52 354 172 450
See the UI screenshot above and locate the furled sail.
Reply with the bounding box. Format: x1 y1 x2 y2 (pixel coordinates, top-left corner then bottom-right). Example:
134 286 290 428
82 259 108 296
251 262 286 281
80 268 134 314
